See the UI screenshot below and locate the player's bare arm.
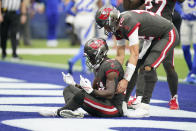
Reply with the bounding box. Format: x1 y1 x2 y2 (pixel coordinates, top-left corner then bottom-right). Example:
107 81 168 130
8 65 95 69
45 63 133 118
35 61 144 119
128 44 139 66
20 0 27 24
117 44 139 93
115 45 126 65
93 72 118 99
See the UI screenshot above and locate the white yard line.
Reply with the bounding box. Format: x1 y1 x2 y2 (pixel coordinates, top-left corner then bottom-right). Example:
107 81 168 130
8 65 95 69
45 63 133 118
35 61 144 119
158 76 185 83
4 48 189 83
6 48 194 55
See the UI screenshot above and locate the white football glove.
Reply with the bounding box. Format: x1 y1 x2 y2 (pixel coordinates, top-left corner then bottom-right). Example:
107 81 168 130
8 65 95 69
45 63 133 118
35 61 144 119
62 72 76 86
80 75 93 94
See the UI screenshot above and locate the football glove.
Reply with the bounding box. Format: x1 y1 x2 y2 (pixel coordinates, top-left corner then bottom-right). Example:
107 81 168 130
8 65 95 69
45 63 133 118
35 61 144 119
80 75 93 94
62 72 76 86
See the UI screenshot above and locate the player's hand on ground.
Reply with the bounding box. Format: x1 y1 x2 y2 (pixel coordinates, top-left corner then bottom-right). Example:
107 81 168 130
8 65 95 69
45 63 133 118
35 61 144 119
80 75 93 94
62 72 76 86
116 79 128 94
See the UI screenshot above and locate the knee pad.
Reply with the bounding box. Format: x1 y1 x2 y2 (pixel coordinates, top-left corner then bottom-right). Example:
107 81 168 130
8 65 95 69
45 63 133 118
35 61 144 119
143 69 158 82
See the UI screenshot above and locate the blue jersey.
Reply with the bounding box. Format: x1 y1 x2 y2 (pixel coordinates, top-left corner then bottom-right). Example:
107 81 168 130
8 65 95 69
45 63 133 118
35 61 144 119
182 0 196 20
40 0 60 14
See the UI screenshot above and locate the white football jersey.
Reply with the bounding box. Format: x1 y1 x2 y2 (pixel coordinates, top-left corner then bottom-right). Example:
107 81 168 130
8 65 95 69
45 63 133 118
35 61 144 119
182 0 196 14
74 0 99 15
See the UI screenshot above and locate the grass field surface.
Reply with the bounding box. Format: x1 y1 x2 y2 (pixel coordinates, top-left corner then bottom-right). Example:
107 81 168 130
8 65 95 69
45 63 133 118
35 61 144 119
2 39 190 81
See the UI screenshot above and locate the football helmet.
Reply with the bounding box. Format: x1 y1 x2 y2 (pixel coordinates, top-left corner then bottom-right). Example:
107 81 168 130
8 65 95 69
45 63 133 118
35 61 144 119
84 38 108 70
95 5 120 35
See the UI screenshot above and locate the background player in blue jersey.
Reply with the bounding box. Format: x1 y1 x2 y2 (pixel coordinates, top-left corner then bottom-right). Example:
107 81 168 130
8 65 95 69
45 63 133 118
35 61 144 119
66 0 101 74
40 0 60 47
180 0 196 84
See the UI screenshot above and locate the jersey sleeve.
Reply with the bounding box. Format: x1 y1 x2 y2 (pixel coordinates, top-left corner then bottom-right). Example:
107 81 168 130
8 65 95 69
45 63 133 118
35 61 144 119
120 15 141 46
128 26 140 46
103 60 121 77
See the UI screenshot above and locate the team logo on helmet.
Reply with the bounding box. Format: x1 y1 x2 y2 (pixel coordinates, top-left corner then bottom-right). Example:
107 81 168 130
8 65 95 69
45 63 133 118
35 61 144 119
98 8 112 20
89 39 106 49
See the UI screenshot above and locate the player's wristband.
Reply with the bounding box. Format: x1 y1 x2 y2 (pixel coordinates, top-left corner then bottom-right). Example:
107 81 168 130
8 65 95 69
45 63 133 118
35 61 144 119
123 63 136 81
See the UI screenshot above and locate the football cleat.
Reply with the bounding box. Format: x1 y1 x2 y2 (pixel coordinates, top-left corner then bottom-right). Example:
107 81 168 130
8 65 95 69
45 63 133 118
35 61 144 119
169 95 179 110
127 96 136 106
127 96 142 109
39 108 58 117
126 103 150 118
185 74 196 84
59 109 84 118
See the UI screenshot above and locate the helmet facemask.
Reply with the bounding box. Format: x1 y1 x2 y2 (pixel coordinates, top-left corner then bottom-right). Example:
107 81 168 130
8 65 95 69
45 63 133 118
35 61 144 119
107 8 120 34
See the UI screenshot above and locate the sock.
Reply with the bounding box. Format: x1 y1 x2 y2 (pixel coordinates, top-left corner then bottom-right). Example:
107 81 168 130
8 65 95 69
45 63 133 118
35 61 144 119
167 71 178 97
142 69 158 104
163 61 178 97
124 70 138 102
136 69 145 96
182 45 192 71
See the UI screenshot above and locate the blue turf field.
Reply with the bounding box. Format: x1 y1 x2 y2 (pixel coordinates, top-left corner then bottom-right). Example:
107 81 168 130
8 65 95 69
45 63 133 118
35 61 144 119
0 61 196 131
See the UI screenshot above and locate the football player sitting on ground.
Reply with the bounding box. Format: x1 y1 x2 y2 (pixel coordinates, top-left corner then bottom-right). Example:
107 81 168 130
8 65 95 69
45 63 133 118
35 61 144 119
39 38 125 118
